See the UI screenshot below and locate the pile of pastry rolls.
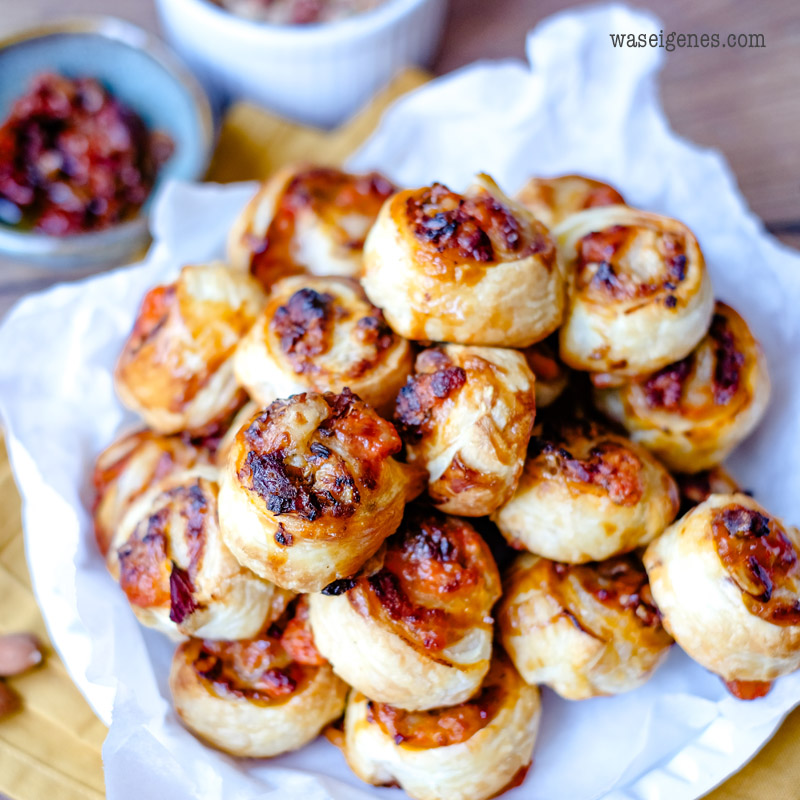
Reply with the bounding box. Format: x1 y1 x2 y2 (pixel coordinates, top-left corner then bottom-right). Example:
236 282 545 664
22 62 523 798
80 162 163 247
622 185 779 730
93 165 792 800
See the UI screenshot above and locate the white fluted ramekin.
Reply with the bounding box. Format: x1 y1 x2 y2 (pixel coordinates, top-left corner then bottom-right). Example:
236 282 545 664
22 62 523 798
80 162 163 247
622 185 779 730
155 0 448 127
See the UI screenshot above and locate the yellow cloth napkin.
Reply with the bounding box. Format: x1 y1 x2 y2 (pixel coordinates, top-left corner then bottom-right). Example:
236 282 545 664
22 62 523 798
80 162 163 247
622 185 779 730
0 66 797 800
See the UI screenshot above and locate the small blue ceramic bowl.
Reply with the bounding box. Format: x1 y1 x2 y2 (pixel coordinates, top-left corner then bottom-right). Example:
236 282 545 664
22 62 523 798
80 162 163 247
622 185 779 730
0 17 214 267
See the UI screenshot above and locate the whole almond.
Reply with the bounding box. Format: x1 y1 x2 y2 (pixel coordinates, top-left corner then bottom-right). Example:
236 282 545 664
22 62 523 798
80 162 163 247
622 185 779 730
0 681 20 718
0 633 44 677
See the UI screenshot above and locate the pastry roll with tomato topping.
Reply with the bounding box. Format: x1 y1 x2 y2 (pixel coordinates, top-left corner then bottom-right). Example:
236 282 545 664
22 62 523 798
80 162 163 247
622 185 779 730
308 508 501 711
521 337 569 409
499 553 672 699
515 174 625 230
234 275 413 415
644 494 800 699
395 344 536 517
343 651 539 800
114 263 266 436
108 465 292 639
556 206 714 375
645 494 800 699
227 165 396 287
92 429 211 557
218 389 424 593
362 174 564 347
491 418 678 563
170 598 347 757
593 302 770 472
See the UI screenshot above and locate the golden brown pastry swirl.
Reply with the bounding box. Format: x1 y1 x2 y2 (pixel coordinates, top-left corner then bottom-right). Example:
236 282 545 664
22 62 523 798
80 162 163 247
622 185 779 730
218 389 424 592
309 507 500 711
515 173 625 229
362 174 564 347
394 343 536 516
499 552 672 699
491 417 678 563
108 465 291 640
92 429 210 557
170 598 347 757
233 275 413 414
556 206 714 375
644 493 800 697
343 650 541 800
227 165 396 287
593 302 770 471
114 263 265 436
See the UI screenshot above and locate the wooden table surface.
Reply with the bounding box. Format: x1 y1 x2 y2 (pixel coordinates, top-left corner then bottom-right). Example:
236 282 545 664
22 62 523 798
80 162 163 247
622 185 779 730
0 0 798 319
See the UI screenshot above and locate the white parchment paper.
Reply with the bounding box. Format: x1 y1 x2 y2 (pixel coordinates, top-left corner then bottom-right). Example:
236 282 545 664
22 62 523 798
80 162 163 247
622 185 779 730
1 5 799 799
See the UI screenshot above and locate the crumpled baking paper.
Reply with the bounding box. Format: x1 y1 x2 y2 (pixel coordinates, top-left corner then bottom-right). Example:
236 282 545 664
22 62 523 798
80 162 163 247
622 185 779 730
1 4 799 800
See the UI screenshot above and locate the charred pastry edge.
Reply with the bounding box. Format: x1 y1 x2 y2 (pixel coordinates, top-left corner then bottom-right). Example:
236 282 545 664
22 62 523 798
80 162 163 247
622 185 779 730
402 175 549 265
233 275 413 415
235 389 399 522
218 390 419 593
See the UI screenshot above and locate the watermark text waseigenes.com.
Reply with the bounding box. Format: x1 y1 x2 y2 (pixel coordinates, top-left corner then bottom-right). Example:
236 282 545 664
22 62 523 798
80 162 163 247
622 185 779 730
610 31 766 51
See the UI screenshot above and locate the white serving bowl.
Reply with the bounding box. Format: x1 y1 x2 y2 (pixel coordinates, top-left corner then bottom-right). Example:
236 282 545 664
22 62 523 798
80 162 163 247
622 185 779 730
155 0 448 127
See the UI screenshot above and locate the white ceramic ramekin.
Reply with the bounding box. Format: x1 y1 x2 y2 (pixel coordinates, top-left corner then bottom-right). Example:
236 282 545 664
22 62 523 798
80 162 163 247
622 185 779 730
154 0 448 127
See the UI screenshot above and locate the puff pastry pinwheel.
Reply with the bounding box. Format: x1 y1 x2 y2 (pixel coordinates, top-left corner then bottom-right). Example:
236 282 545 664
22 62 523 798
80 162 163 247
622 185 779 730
491 418 678 563
556 206 714 375
343 650 540 800
114 263 266 436
92 428 210 557
227 165 396 287
645 493 800 699
499 552 672 699
233 275 413 415
218 389 424 593
170 598 347 757
515 174 625 230
362 174 564 347
308 507 501 711
521 337 569 409
394 344 536 516
108 464 292 640
593 302 770 472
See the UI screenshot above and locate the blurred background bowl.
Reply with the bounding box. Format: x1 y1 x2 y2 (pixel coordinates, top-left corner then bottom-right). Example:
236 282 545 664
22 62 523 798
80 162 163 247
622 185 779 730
155 0 448 127
0 17 213 267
